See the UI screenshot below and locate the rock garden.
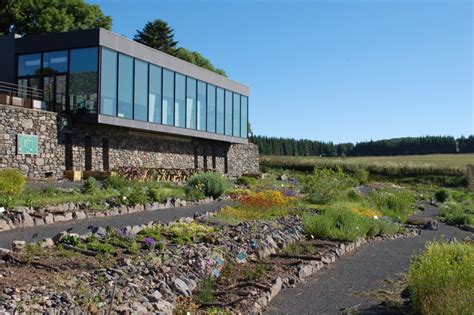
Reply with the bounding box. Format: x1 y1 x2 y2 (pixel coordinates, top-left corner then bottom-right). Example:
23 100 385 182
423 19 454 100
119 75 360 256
0 165 472 314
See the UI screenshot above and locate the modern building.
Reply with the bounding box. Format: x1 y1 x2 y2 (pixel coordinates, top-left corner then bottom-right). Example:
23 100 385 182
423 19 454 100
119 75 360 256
0 28 259 179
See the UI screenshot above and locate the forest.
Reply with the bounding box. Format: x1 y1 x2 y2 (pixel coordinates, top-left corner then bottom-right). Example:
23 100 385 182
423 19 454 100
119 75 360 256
252 135 474 157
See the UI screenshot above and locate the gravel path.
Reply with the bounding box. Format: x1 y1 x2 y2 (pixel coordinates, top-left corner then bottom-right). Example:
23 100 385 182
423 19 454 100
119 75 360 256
0 200 229 249
266 205 472 315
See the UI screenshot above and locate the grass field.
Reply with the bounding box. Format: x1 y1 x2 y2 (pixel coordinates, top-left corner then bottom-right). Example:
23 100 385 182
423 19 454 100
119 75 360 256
262 154 473 171
260 154 473 186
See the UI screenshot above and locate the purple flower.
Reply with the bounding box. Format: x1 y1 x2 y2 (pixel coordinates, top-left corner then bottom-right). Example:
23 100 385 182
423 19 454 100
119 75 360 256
143 237 157 247
116 227 135 240
282 189 297 197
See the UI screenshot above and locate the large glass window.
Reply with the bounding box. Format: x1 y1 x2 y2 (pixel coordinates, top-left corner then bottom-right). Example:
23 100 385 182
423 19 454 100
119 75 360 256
216 87 224 134
207 84 216 133
233 93 240 137
70 48 98 113
186 77 197 129
225 90 233 136
162 69 174 125
241 96 248 138
118 54 133 119
148 65 162 123
197 81 206 131
134 59 148 121
43 51 68 74
175 73 186 127
18 54 41 76
100 48 117 116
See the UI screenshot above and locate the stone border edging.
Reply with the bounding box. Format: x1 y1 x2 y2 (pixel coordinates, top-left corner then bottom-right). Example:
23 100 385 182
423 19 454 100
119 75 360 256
0 197 218 232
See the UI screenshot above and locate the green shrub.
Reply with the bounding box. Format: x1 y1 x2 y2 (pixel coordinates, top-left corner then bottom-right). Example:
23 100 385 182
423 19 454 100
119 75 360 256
162 222 214 244
301 168 355 204
236 176 257 187
0 195 15 209
449 190 472 203
303 208 366 241
125 186 150 205
82 177 98 194
136 226 161 242
0 169 26 196
368 189 415 223
103 175 128 190
185 187 206 201
351 167 369 184
434 189 450 203
302 207 400 242
408 242 474 315
186 172 229 199
60 234 80 247
438 202 474 227
83 237 115 254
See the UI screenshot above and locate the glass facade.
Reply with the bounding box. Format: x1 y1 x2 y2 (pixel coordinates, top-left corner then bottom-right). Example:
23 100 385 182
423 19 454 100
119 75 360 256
233 93 240 137
70 47 98 113
43 51 68 74
175 73 186 128
148 65 162 123
207 84 216 133
197 81 206 131
216 88 225 134
134 59 148 121
118 54 133 119
162 69 174 126
18 54 41 76
186 77 196 129
18 49 98 113
224 90 233 136
100 48 116 116
17 45 248 139
241 96 248 138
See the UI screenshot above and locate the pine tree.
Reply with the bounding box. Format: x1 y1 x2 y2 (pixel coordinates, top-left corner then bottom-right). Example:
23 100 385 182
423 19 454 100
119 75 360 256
134 19 178 55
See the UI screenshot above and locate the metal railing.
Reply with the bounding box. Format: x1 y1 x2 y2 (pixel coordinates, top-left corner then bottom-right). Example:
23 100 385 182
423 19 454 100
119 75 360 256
0 81 44 101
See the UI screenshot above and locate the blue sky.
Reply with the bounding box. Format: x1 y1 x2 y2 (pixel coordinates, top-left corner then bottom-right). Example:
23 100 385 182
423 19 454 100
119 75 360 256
91 0 473 143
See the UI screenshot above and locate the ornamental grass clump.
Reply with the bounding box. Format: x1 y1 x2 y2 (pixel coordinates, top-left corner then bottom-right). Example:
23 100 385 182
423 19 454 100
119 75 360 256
368 188 415 223
187 172 229 199
408 242 474 315
302 207 400 242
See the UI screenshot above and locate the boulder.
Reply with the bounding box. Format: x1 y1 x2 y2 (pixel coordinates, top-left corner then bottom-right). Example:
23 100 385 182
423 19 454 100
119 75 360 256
12 240 26 251
173 278 191 297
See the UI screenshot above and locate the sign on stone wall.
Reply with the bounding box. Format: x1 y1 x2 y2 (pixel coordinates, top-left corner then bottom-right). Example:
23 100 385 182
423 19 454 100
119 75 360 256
17 134 38 155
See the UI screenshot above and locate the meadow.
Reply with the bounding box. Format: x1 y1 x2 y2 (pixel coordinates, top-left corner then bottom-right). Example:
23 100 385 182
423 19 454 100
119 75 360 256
260 154 472 187
261 154 473 172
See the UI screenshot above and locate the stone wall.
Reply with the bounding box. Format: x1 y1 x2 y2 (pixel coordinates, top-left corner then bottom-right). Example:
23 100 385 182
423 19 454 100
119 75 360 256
228 143 260 177
0 104 259 179
0 104 66 178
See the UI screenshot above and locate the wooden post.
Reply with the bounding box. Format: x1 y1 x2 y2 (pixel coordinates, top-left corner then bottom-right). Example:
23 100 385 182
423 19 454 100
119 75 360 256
467 165 474 191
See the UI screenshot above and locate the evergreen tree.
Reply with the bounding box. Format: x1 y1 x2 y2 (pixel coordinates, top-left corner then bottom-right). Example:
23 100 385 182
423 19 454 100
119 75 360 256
134 19 178 55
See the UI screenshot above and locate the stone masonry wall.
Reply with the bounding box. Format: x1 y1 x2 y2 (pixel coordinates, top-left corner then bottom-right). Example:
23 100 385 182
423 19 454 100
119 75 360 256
0 104 66 178
0 104 259 179
228 143 260 177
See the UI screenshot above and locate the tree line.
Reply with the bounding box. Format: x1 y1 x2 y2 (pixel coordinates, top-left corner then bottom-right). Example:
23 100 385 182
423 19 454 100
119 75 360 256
252 135 474 156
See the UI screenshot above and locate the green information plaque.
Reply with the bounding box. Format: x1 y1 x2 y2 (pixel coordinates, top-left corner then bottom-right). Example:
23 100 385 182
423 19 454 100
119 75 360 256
17 134 39 155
